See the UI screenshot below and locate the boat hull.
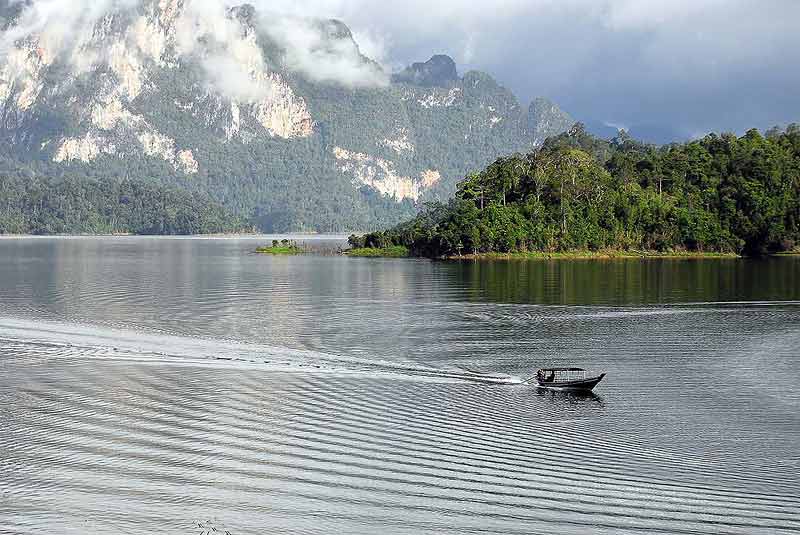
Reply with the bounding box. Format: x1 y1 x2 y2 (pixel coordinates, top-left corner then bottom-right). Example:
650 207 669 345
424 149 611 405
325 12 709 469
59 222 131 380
536 373 605 391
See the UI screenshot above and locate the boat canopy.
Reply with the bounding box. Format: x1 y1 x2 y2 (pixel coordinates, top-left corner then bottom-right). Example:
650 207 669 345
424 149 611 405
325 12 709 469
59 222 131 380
535 368 592 383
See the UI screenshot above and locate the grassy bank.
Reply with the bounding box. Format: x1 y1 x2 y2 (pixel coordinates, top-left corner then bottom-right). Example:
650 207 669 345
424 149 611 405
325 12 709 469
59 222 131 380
346 246 410 258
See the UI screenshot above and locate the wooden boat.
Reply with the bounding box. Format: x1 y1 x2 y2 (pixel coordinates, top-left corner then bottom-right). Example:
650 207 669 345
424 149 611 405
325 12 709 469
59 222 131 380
527 368 605 391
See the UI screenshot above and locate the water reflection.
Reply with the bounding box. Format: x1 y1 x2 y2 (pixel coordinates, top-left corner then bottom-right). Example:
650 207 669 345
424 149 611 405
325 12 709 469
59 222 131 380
446 256 800 304
534 388 605 406
0 237 798 535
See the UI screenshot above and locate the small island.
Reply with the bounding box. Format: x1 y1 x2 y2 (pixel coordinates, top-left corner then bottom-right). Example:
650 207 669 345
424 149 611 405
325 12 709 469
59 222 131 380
348 125 800 259
255 239 304 255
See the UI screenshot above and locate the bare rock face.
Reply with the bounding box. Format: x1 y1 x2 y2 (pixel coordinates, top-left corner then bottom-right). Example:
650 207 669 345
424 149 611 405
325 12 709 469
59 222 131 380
332 146 441 202
0 1 576 231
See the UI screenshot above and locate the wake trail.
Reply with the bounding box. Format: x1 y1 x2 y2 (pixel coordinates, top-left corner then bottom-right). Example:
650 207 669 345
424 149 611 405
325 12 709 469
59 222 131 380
0 317 523 385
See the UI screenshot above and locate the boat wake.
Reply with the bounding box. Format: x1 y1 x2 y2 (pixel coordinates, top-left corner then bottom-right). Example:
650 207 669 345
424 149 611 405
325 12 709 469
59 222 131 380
0 317 523 385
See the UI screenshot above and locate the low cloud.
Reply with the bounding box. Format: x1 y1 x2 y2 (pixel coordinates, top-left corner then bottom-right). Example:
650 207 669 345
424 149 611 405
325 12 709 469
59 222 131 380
1 0 389 101
173 1 277 101
171 0 388 91
258 14 387 87
201 52 275 102
1 0 138 62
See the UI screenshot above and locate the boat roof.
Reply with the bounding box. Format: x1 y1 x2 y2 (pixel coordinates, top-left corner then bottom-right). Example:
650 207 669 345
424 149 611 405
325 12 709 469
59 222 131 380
538 367 586 372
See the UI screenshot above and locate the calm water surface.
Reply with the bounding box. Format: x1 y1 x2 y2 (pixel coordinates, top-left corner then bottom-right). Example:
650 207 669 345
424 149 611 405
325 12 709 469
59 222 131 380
1 237 799 534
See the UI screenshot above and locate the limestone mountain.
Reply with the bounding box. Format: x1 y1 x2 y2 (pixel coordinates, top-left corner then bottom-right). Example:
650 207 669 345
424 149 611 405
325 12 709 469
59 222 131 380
0 0 576 232
392 55 459 87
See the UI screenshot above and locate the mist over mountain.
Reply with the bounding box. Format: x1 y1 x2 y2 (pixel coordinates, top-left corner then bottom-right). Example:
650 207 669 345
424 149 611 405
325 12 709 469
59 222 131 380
0 0 575 233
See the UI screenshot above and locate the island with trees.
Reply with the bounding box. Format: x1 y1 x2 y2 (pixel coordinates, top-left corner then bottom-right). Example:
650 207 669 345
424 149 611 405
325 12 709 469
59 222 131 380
348 124 800 258
255 239 304 255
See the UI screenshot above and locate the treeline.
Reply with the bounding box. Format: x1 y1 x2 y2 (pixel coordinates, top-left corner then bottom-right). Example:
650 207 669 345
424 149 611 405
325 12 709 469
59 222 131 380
0 173 245 235
350 124 800 257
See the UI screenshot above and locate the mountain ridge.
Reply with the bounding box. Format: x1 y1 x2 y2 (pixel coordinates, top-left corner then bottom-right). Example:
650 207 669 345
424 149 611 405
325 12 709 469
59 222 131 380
0 0 576 232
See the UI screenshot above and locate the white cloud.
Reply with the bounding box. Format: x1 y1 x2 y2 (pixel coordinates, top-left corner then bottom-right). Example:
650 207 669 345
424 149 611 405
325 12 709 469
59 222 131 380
219 0 390 87
173 1 277 101
258 14 387 87
1 0 391 98
350 28 388 68
1 0 138 61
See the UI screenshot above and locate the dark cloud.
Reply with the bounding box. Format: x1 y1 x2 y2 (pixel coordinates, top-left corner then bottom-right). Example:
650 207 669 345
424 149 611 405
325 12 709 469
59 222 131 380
262 0 800 142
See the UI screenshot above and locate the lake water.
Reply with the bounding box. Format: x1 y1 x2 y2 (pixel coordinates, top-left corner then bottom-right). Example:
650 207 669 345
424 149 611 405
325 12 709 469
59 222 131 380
1 237 799 534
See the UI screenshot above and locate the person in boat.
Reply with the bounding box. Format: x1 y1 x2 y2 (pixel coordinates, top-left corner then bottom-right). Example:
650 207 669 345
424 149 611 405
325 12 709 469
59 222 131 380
537 370 555 383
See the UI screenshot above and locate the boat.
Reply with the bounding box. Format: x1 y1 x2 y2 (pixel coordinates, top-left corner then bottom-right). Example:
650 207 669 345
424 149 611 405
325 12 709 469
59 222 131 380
526 368 605 391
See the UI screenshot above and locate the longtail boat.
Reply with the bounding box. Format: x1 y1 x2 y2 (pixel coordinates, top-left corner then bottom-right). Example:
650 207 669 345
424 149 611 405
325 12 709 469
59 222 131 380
526 368 605 391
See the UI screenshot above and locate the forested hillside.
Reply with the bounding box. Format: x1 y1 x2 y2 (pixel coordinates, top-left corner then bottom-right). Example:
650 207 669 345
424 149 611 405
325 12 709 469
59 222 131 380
0 1 575 233
0 159 243 235
351 125 800 256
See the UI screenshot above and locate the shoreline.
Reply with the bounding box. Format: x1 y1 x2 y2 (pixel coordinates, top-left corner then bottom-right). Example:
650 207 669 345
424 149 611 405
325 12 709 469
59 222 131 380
446 250 742 260
343 247 789 260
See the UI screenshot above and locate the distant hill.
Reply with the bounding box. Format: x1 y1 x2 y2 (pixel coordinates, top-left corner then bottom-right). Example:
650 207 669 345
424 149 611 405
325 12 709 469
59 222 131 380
0 0 575 233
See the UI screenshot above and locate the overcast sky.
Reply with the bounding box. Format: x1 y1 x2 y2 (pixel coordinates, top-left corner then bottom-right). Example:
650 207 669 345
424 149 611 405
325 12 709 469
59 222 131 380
262 0 800 141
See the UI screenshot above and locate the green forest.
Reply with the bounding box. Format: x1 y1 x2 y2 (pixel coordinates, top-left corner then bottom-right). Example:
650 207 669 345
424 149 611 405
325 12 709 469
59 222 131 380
350 124 800 257
0 162 244 235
